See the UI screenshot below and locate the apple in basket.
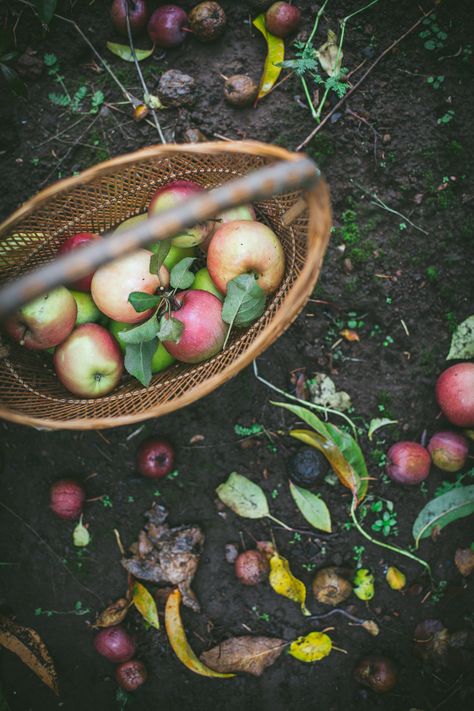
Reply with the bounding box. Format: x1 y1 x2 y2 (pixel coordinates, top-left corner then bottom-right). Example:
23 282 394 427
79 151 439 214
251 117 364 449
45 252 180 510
207 220 285 294
58 232 100 291
4 287 77 350
200 203 256 252
54 323 123 397
148 180 214 248
91 250 169 323
162 289 227 363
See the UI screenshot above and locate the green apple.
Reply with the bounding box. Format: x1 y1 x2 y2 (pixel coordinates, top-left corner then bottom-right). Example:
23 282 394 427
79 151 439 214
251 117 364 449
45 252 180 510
109 320 175 373
164 244 197 271
114 213 148 233
109 320 133 351
192 267 223 300
70 290 101 325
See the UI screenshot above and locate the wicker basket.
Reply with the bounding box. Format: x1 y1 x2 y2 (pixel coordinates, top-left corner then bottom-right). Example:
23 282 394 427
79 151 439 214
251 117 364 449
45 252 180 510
0 141 331 430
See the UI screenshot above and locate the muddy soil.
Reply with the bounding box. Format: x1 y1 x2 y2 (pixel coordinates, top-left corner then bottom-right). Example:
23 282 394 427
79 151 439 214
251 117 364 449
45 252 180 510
0 1 473 710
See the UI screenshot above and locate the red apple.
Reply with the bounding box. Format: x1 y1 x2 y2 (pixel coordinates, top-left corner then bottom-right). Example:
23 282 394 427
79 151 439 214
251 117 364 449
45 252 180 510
147 5 188 48
4 287 77 350
58 232 100 291
200 204 256 252
111 0 149 36
91 250 169 323
162 289 226 363
428 431 469 472
436 363 474 428
54 323 124 397
265 2 301 38
207 220 285 295
115 659 147 692
50 479 85 520
94 626 136 663
136 438 175 478
386 442 431 485
148 180 213 248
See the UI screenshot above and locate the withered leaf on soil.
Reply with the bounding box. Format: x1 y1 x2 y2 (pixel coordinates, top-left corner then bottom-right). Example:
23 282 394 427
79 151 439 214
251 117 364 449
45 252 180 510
132 581 160 630
93 598 130 629
201 636 286 677
306 373 352 412
269 554 310 616
0 615 59 695
121 504 204 612
454 547 474 577
317 30 342 77
413 619 450 664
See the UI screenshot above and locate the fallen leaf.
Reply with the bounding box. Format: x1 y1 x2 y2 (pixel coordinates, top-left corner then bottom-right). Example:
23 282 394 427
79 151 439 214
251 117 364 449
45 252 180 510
269 554 310 616
93 598 130 629
316 30 342 77
289 482 332 533
386 566 406 590
368 417 398 441
414 619 450 664
252 14 284 101
201 636 286 676
0 616 58 695
340 328 360 342
165 589 235 678
306 373 352 412
133 581 160 630
216 472 269 519
446 315 474 360
360 620 380 636
454 547 474 576
412 485 474 547
106 41 155 63
291 371 308 401
353 568 375 600
289 631 332 662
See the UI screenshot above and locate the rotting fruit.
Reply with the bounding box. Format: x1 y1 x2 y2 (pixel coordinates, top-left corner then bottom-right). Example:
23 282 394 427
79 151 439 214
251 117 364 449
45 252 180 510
147 4 188 48
136 439 175 479
386 441 431 485
223 75 258 107
312 567 352 606
353 655 398 693
427 430 469 472
94 625 136 663
110 0 149 36
115 659 148 692
50 479 85 520
288 446 329 488
189 2 226 42
235 550 270 586
265 2 301 38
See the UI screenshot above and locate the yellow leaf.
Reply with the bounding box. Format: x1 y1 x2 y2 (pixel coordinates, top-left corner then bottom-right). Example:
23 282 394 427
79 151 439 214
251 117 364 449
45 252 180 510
385 566 406 591
165 589 235 678
340 328 360 342
269 554 310 616
353 568 375 600
289 631 332 662
252 14 285 101
132 581 160 630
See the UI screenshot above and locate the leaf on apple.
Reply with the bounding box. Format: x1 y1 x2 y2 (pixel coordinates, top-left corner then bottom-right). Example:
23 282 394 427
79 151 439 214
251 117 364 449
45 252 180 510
156 316 183 343
124 338 158 387
170 257 195 290
128 291 162 313
222 274 266 347
149 240 171 276
119 314 159 344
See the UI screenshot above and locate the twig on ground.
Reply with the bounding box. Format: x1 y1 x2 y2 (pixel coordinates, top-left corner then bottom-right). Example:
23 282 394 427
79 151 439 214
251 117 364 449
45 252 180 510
296 5 438 151
353 181 428 234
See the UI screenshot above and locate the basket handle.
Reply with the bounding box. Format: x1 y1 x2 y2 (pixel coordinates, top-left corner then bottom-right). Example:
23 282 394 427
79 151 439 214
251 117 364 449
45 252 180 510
0 156 320 319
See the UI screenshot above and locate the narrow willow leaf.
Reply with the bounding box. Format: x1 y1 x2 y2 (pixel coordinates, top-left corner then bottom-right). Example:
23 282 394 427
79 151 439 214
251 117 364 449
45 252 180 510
170 257 195 290
289 482 331 533
368 417 398 441
119 314 158 344
124 338 157 386
269 554 310 616
446 315 474 360
412 485 474 547
128 291 162 313
289 631 332 662
132 581 160 630
216 473 269 519
106 41 154 63
165 589 234 678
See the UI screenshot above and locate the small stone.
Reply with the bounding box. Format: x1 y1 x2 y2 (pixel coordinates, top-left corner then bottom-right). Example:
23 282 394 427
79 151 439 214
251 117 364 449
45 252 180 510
343 257 353 274
225 543 239 564
157 70 196 108
383 133 392 144
182 127 207 143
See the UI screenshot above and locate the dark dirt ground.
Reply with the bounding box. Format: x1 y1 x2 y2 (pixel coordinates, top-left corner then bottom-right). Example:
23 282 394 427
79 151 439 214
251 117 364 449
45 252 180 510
0 0 473 709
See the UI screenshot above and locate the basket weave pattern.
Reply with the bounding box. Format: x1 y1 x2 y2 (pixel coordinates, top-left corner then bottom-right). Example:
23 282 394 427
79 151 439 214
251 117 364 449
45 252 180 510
0 142 331 429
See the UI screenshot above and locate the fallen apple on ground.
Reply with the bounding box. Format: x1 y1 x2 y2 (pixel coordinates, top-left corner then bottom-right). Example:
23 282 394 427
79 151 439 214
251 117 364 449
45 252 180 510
54 323 124 397
148 180 214 248
4 287 77 350
436 363 474 428
58 232 100 291
207 220 285 295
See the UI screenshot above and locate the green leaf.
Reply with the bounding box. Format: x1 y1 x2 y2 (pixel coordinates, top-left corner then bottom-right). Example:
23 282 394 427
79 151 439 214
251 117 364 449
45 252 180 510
48 92 70 107
325 423 369 501
446 315 474 360
216 472 269 519
33 0 58 24
222 274 266 348
412 485 474 547
91 90 104 110
150 240 171 275
106 41 154 63
156 316 183 343
289 482 331 533
272 401 332 439
353 568 375 600
128 291 162 313
43 52 57 66
124 338 157 387
119 313 158 344
170 257 195 290
368 417 398 441
132 581 160 630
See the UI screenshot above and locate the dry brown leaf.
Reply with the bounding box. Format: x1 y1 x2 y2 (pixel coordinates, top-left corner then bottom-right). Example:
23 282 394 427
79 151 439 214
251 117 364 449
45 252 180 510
0 615 58 695
93 598 130 629
454 548 474 577
201 636 286 677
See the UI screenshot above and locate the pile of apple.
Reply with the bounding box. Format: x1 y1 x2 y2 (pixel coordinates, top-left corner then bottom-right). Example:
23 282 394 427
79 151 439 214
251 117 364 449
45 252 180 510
4 179 285 398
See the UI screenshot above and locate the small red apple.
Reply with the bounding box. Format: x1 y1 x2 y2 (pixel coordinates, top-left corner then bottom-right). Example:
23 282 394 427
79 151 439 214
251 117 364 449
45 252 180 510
386 442 431 485
265 2 301 38
162 289 226 363
136 438 175 478
91 249 169 323
94 626 136 663
111 0 149 36
50 479 85 520
436 363 474 428
58 233 100 291
115 659 148 692
207 220 285 295
428 431 469 472
147 5 188 48
54 323 124 398
4 287 77 350
148 180 213 248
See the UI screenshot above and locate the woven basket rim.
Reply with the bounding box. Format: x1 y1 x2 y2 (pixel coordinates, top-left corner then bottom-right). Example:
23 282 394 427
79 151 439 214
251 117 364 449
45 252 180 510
0 141 331 430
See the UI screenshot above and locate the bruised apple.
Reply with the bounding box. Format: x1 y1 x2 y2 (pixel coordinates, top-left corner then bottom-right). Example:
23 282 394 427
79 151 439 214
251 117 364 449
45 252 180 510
91 250 169 323
207 220 285 294
148 180 213 248
54 323 123 397
436 363 474 428
162 289 226 363
4 287 77 350
58 232 100 291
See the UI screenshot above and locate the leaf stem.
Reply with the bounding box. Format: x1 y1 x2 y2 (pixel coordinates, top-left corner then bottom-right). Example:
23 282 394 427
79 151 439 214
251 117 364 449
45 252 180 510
300 75 318 119
350 498 431 577
305 0 331 52
266 513 294 531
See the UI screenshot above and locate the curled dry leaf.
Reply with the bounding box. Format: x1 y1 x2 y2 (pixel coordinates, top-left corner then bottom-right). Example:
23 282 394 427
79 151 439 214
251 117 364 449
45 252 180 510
289 631 332 662
454 547 474 577
414 619 450 664
132 581 160 630
306 373 352 412
360 620 380 636
165 589 235 678
93 598 130 629
367 417 398 441
316 30 342 77
0 615 59 695
201 636 286 677
269 554 310 616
